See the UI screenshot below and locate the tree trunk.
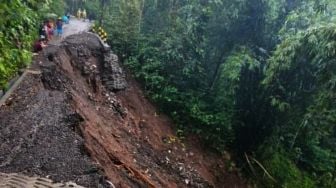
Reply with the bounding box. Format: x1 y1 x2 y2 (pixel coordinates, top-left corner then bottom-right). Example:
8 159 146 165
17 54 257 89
99 0 107 26
137 0 145 50
209 52 226 91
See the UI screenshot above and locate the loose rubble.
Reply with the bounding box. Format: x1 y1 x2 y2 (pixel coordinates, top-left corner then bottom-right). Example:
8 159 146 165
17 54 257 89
0 33 247 187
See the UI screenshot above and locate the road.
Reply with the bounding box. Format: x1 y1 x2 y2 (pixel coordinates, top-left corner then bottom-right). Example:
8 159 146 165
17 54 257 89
0 18 91 106
49 18 91 44
0 19 247 188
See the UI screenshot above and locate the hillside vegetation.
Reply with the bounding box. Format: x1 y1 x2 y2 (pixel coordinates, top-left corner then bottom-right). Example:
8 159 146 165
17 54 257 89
90 1 336 186
2 0 336 187
0 0 65 88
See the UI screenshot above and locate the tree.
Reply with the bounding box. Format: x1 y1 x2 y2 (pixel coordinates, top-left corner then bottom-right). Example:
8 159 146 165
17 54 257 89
82 0 336 186
0 0 66 88
0 0 38 88
262 24 336 186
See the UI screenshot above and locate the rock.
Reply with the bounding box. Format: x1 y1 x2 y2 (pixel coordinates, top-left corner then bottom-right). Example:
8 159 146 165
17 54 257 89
61 33 127 92
179 166 184 171
67 46 78 57
40 62 68 91
62 33 102 51
43 45 60 58
165 156 170 164
101 53 127 91
106 180 116 188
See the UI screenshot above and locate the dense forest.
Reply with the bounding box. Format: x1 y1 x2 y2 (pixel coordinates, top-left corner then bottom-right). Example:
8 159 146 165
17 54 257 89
1 0 336 187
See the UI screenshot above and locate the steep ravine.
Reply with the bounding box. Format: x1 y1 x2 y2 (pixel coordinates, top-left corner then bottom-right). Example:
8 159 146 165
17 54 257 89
0 33 246 187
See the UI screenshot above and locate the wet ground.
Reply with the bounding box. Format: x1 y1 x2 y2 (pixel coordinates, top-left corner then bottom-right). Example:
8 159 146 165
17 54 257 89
48 18 91 45
0 21 247 187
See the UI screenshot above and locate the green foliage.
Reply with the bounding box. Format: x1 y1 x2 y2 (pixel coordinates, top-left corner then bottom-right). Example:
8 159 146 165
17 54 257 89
210 47 261 149
0 0 65 88
214 48 260 110
85 0 336 187
44 0 67 17
107 0 143 57
257 148 315 188
279 0 336 39
263 24 336 186
0 1 37 88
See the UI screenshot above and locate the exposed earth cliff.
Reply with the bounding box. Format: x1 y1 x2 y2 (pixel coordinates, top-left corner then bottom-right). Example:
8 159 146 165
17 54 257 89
0 33 246 187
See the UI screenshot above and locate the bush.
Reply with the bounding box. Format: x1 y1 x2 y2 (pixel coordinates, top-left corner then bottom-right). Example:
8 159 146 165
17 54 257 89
256 147 315 188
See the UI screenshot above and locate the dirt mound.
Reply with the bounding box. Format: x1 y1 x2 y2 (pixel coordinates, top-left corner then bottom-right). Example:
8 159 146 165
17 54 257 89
0 33 247 187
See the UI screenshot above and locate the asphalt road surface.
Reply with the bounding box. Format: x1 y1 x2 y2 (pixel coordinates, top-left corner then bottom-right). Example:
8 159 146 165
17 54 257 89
50 18 91 44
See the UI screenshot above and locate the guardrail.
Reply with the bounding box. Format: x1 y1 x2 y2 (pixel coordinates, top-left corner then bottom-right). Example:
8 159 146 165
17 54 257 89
0 71 29 107
0 31 105 107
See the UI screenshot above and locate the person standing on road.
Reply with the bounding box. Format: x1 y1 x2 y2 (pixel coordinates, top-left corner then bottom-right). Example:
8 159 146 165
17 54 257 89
43 21 50 41
77 9 82 19
39 22 47 40
62 15 69 24
82 9 87 21
56 18 63 38
47 20 55 40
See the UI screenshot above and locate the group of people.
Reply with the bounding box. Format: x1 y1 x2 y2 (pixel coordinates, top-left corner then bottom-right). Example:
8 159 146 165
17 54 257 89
41 18 64 39
34 15 69 53
77 9 87 21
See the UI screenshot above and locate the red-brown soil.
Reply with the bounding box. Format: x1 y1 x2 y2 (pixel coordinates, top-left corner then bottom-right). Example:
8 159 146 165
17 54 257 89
0 33 247 187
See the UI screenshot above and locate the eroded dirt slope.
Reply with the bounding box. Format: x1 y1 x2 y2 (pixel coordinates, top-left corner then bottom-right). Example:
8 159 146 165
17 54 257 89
0 33 246 187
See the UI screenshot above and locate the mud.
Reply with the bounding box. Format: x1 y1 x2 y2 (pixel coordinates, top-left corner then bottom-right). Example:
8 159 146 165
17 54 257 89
0 33 247 187
0 73 106 187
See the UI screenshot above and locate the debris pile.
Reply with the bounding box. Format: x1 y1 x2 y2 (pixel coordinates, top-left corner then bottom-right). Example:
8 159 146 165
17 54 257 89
0 32 247 187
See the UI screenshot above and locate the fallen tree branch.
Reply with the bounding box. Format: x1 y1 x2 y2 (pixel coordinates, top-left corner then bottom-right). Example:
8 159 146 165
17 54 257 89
250 156 277 182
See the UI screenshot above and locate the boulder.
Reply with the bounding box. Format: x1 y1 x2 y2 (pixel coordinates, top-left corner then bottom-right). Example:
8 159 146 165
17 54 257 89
102 53 127 91
61 33 127 92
